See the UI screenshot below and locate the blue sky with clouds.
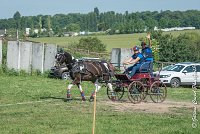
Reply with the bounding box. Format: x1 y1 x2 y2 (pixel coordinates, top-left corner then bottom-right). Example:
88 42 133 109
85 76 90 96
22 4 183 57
0 0 199 19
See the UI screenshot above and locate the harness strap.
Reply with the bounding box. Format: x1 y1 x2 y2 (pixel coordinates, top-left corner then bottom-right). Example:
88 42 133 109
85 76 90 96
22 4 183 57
96 62 104 78
90 62 100 76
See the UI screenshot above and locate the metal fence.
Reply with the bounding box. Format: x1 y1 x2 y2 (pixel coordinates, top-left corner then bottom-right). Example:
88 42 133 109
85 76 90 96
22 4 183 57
7 41 57 73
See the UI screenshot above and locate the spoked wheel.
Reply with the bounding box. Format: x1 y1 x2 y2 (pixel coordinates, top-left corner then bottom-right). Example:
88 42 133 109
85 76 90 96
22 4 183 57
150 81 167 103
142 88 148 100
128 81 145 104
107 82 125 101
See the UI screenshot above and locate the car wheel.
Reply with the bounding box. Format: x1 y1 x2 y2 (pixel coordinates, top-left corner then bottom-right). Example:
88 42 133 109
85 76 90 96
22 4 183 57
61 72 71 80
170 78 180 88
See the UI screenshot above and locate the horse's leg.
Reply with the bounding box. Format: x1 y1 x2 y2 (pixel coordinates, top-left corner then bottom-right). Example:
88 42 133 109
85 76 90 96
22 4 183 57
67 84 73 99
107 82 116 101
90 80 101 101
77 83 86 101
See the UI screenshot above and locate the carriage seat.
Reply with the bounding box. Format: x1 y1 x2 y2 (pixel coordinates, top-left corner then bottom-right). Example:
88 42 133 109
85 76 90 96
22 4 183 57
135 61 151 73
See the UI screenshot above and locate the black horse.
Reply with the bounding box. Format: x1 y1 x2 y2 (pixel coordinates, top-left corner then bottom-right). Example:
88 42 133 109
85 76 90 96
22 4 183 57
55 52 115 101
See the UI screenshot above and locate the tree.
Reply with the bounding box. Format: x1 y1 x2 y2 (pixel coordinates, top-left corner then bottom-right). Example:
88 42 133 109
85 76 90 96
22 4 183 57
159 18 168 28
13 11 21 20
94 7 99 17
152 31 200 62
65 23 80 32
145 18 157 30
0 9 200 35
13 11 21 29
69 37 106 53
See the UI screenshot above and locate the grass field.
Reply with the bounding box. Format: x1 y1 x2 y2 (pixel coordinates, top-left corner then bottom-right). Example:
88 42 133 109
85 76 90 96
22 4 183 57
29 29 200 52
0 75 200 134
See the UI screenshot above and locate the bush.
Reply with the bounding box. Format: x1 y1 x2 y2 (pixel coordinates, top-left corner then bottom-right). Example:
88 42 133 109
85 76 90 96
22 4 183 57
152 31 200 62
69 37 107 53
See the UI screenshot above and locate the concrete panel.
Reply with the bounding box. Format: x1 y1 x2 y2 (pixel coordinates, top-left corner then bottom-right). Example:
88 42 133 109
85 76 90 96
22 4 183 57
7 41 19 70
20 42 32 72
110 48 121 68
120 48 132 71
111 48 133 71
0 40 2 65
44 44 57 71
32 43 44 73
120 48 132 64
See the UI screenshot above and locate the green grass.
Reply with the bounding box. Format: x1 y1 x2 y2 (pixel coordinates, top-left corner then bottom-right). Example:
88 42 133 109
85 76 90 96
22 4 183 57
29 29 200 52
29 33 145 52
0 75 200 134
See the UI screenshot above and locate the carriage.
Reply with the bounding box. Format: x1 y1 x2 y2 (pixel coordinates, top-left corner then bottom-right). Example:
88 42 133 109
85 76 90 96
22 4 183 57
55 51 167 103
107 62 167 104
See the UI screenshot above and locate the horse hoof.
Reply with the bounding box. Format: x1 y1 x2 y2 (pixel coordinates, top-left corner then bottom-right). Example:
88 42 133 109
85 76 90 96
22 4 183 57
89 99 94 102
89 97 94 102
82 97 86 102
111 96 116 101
89 96 94 102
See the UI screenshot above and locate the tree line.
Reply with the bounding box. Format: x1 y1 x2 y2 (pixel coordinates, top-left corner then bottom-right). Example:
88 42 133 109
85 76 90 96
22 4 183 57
0 8 200 36
151 31 200 62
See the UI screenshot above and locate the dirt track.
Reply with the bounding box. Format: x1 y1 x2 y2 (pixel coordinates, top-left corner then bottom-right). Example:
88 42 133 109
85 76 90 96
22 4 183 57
102 100 200 113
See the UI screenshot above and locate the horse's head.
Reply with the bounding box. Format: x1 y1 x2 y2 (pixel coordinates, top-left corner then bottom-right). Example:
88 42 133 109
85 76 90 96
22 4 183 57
55 52 76 69
55 53 66 66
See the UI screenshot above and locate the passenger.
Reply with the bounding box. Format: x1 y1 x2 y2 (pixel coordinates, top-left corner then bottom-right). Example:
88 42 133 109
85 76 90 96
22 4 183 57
123 46 145 78
141 33 153 75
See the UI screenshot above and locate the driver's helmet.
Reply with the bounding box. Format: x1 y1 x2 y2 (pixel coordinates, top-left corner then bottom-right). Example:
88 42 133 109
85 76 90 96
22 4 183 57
133 46 139 51
141 41 146 46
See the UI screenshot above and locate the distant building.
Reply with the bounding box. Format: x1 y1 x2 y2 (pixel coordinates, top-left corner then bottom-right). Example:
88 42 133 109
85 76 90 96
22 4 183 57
26 28 48 35
26 28 31 35
79 31 86 35
154 26 195 32
63 32 79 37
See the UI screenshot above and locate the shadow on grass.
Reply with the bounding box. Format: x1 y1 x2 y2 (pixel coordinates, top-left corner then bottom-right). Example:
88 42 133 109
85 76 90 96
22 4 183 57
40 96 87 102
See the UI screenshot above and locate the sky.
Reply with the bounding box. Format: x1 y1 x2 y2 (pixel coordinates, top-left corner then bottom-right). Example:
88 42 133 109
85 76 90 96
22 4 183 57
0 0 199 19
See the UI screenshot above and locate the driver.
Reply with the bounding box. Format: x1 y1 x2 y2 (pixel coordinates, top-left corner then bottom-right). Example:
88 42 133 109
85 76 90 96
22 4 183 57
141 33 153 75
123 46 144 78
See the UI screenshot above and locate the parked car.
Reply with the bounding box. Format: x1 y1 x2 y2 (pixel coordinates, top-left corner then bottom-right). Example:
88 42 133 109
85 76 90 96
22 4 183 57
49 65 71 80
153 64 175 77
159 62 200 88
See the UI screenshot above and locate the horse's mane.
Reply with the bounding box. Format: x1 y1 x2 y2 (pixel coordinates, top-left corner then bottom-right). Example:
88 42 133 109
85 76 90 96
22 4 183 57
62 52 77 70
63 52 73 64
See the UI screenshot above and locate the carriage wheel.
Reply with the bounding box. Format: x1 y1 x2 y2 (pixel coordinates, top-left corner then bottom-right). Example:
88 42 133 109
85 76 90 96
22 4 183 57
150 81 167 103
107 82 125 101
128 81 145 104
142 88 148 101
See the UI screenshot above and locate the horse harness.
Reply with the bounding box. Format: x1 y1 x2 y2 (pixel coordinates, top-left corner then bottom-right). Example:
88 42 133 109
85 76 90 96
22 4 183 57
71 60 112 79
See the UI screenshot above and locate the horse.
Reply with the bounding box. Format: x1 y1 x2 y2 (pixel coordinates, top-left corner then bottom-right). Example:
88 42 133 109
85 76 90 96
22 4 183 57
55 52 115 101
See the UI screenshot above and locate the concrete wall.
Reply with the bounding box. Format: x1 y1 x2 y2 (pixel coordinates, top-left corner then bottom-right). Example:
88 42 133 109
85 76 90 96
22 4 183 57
111 48 132 71
7 41 19 70
7 41 57 73
0 40 2 65
110 48 121 68
44 44 57 71
32 43 44 73
20 42 32 72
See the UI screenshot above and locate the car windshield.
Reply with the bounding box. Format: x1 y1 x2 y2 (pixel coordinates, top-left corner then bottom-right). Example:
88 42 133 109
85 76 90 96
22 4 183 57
165 65 185 72
162 65 174 71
